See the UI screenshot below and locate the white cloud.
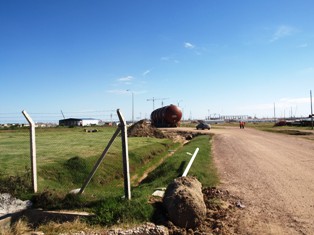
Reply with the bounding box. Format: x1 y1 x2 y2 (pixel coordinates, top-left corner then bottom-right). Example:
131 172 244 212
107 89 148 95
161 56 180 63
142 70 151 77
270 25 296 42
184 42 195 49
118 76 133 82
106 89 129 95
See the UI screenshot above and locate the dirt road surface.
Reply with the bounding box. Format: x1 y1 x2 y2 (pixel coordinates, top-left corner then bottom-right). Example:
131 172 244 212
211 127 314 235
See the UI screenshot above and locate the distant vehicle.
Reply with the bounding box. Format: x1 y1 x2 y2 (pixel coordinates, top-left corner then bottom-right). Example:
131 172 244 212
196 122 211 130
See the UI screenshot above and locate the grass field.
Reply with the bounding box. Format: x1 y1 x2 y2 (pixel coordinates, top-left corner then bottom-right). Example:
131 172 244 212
0 126 217 228
2 123 311 234
0 126 178 195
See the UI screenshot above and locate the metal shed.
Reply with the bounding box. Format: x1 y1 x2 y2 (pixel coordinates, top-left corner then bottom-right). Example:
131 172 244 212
59 118 99 127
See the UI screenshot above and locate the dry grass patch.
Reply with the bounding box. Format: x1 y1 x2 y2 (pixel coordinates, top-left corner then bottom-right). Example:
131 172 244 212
38 218 101 235
0 219 31 235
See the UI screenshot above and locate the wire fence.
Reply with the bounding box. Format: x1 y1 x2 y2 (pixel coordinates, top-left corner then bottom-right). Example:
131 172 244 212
0 110 119 126
0 110 122 180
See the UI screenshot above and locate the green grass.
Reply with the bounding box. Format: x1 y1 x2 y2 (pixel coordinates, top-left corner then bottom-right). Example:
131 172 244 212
0 127 217 226
0 129 30 173
0 127 175 194
139 134 218 188
241 122 314 136
90 196 154 226
87 134 217 226
215 121 314 134
0 127 116 175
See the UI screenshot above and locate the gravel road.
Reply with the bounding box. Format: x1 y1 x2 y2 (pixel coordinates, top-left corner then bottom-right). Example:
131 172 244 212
211 127 314 235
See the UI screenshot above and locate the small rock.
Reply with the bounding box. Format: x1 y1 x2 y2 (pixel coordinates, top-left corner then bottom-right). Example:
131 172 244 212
236 201 245 209
0 193 32 216
31 232 45 235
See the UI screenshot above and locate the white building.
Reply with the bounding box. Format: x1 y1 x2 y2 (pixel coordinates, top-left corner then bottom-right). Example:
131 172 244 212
59 118 99 127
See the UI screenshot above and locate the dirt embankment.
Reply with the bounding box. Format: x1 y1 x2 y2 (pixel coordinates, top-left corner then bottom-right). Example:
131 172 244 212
127 120 166 138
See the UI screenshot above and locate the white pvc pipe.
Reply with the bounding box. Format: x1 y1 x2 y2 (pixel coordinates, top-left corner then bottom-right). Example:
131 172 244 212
22 110 37 193
182 147 199 177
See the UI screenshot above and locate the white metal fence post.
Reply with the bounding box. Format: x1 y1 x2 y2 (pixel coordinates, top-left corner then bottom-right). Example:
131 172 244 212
117 109 131 200
76 109 131 199
22 110 38 193
182 148 199 177
78 127 121 194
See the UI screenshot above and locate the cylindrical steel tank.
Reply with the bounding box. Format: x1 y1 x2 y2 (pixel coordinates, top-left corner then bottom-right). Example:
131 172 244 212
150 104 182 127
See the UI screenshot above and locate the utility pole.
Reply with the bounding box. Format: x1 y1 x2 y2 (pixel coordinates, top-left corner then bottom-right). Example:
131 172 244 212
61 110 65 119
147 97 156 110
274 103 276 123
311 90 313 130
177 100 183 107
291 106 293 118
131 92 134 123
126 90 134 123
147 97 169 111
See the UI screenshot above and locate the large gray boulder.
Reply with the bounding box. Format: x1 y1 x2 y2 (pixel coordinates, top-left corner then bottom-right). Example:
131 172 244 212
163 176 206 228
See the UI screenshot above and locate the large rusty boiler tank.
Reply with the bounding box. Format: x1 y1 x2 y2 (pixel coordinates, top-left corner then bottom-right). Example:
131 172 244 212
150 104 182 127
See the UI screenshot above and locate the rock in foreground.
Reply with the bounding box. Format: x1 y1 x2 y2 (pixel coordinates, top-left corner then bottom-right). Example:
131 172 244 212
163 176 206 229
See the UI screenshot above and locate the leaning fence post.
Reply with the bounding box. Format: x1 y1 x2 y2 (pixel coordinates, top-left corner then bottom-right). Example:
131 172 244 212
182 148 199 177
117 109 131 200
22 110 38 193
78 127 121 194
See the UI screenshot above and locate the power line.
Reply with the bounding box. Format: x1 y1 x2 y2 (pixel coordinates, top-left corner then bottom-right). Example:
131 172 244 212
146 97 169 110
0 110 119 124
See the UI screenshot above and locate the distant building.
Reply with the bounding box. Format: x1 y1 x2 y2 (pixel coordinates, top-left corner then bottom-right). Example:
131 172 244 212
220 115 249 121
59 118 99 127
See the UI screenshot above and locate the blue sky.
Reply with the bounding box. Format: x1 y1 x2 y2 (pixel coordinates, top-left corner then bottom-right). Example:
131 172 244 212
1 0 314 123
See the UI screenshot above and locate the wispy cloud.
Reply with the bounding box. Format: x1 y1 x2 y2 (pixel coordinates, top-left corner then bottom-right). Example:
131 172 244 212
106 89 129 95
106 89 148 95
184 41 207 55
270 25 296 42
116 75 134 85
142 70 151 77
161 56 179 63
118 76 133 82
184 42 195 49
